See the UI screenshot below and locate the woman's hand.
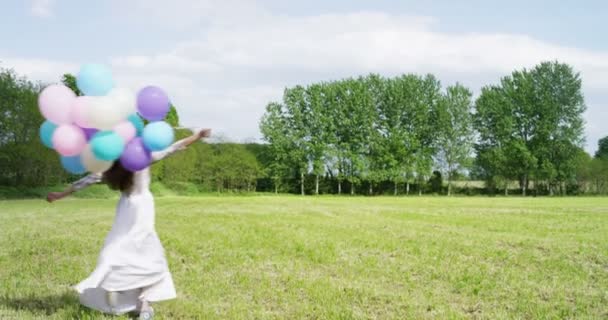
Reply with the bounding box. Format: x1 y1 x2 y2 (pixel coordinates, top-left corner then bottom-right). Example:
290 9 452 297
197 128 212 139
46 192 64 203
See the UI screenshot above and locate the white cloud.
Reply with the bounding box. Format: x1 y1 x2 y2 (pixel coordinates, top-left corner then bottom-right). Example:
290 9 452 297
5 1 608 149
0 58 77 83
30 0 55 18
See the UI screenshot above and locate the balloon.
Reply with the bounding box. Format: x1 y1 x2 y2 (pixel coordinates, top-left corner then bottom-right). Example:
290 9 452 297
120 137 152 172
86 95 125 130
52 125 86 156
137 86 170 121
128 114 145 136
82 127 98 141
39 120 57 148
38 84 76 124
60 155 86 174
113 121 136 143
108 87 136 119
90 131 125 161
71 96 92 128
142 121 174 151
81 144 113 173
76 64 114 96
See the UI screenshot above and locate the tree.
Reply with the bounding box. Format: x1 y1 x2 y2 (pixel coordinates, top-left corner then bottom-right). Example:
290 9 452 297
260 102 292 193
0 68 67 187
474 61 586 196
282 86 309 195
375 75 416 195
304 83 330 195
595 136 608 160
166 104 180 127
62 73 82 96
436 84 474 196
410 74 442 195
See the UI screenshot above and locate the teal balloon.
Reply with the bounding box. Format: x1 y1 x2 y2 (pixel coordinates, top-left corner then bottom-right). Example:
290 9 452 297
128 114 145 136
61 155 86 174
76 64 114 96
90 131 125 161
39 121 57 149
142 121 174 151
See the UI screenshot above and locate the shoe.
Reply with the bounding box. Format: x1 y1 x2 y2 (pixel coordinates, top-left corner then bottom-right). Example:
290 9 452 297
139 307 154 320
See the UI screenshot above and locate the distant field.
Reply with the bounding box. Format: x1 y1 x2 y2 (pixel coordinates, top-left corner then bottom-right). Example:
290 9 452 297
0 196 607 319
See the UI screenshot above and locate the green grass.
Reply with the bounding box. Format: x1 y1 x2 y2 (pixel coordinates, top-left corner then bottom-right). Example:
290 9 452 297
0 196 607 319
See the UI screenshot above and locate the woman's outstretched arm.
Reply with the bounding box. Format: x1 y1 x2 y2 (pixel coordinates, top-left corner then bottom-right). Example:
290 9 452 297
46 173 102 203
151 128 211 162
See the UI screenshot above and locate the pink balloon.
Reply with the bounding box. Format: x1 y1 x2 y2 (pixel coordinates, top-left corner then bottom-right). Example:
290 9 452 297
113 121 136 143
52 125 86 156
38 84 77 125
71 96 92 128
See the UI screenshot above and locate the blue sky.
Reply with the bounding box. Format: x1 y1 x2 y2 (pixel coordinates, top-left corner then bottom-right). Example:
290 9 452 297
2 0 607 152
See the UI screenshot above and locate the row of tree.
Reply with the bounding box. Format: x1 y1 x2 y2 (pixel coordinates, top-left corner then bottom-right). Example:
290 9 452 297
260 61 602 196
0 68 264 194
2 62 608 196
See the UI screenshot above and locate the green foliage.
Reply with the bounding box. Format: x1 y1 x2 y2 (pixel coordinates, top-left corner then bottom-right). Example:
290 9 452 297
61 73 82 96
0 68 69 187
595 136 608 160
0 62 604 197
165 104 180 127
474 61 586 195
436 84 474 195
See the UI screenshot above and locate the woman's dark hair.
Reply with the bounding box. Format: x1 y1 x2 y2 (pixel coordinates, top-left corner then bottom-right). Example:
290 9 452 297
102 161 134 193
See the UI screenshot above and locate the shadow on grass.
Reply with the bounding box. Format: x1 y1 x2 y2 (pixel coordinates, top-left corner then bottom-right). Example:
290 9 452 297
0 292 138 319
0 292 78 315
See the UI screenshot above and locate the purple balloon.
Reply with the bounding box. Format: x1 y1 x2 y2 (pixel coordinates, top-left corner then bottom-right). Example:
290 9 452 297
82 127 98 141
137 86 170 121
120 137 152 172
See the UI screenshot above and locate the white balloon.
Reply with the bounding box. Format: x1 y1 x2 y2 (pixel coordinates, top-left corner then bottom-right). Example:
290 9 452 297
86 95 125 130
81 144 113 173
108 87 136 119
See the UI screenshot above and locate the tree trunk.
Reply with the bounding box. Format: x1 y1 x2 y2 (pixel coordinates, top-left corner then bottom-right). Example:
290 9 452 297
394 181 398 196
315 175 319 195
274 182 278 194
300 172 305 196
350 181 355 195
447 179 452 196
369 183 373 195
504 185 508 196
406 182 410 195
338 180 342 195
522 175 527 196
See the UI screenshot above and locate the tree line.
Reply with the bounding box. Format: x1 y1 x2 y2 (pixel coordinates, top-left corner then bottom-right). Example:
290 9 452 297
2 62 608 196
260 61 608 196
0 68 264 196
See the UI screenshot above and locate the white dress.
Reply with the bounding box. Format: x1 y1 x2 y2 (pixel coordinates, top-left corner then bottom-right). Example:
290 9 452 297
71 144 181 315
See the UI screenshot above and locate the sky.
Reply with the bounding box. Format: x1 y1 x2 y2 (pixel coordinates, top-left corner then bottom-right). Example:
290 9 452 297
1 0 607 152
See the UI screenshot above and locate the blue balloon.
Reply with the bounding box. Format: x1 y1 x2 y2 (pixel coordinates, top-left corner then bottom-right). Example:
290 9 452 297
142 121 174 151
128 114 145 136
39 120 57 149
61 155 86 174
90 131 125 161
76 64 114 96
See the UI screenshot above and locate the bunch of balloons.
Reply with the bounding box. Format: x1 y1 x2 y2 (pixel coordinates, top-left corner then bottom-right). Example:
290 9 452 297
38 64 175 174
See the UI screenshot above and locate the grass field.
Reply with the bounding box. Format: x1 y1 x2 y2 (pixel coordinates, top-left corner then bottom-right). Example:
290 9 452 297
0 196 607 319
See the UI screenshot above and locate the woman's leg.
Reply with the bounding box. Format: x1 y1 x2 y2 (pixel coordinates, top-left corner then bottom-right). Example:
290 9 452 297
138 299 154 319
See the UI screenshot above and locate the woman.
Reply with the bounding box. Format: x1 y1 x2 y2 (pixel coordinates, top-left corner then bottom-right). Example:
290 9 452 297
47 128 211 319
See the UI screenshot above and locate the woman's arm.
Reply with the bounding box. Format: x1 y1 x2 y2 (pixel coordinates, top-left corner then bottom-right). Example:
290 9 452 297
151 128 211 162
46 173 102 203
